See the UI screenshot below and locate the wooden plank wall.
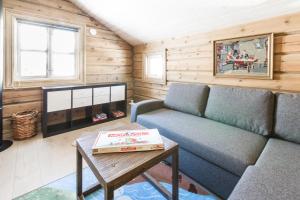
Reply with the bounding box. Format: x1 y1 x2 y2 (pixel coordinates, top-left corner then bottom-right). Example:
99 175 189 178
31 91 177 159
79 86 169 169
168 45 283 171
3 0 133 138
133 12 300 101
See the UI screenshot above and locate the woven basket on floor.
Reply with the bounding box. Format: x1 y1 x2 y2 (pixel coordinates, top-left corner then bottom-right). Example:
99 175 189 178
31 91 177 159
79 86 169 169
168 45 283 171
12 110 38 140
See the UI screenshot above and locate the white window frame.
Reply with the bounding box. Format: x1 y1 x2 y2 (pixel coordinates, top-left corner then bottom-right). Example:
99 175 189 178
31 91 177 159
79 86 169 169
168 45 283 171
142 50 166 84
5 10 86 88
15 19 79 80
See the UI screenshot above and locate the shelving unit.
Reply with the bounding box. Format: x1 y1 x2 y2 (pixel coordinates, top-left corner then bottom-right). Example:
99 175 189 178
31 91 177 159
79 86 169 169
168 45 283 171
42 83 127 138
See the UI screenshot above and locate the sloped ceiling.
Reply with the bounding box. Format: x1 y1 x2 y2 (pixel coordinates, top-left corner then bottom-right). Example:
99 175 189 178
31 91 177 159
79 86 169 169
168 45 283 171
71 0 300 45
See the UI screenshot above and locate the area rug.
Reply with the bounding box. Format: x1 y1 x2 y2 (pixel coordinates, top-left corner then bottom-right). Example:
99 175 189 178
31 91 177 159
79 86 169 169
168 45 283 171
14 163 217 200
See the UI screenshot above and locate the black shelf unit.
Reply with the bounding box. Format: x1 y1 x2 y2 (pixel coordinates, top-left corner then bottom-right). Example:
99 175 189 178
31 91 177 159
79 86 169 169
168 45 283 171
42 83 127 138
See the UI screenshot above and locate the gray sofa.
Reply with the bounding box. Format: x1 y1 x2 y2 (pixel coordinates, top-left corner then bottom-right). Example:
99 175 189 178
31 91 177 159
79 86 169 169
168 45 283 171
130 83 300 199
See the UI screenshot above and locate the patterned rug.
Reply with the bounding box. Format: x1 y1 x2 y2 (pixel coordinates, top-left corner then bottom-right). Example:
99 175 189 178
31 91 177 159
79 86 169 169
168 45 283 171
14 163 217 200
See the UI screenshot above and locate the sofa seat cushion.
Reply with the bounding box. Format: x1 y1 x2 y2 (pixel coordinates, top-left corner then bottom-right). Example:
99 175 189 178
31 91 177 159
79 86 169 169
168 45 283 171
164 83 209 116
228 166 300 200
275 93 300 144
137 108 267 176
205 86 274 135
256 138 300 170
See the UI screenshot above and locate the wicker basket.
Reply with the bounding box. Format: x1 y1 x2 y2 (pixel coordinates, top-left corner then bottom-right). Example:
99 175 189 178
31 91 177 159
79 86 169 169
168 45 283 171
12 110 38 140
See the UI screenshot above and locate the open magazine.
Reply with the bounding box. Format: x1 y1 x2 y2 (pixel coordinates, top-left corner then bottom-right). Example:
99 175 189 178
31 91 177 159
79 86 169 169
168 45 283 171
92 129 164 154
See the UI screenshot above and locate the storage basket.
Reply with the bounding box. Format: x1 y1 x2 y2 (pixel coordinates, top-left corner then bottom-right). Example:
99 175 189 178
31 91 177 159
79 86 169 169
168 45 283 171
12 110 38 140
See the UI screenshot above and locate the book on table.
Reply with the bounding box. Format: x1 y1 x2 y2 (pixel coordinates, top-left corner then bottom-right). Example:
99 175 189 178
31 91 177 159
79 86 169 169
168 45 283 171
92 129 164 154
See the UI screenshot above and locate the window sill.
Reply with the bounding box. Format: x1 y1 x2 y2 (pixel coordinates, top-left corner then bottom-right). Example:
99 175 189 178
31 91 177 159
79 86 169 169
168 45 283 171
139 78 166 85
5 79 85 89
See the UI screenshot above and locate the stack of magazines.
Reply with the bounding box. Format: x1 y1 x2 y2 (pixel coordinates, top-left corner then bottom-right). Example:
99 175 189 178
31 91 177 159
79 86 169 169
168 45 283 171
92 129 164 154
111 110 125 118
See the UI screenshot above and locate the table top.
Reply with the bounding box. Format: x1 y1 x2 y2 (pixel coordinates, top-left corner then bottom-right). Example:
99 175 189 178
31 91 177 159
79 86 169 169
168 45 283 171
76 123 178 188
42 82 126 90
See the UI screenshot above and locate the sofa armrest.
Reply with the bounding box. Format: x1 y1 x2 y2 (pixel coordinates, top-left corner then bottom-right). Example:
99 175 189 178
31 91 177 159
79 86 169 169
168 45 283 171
130 99 164 122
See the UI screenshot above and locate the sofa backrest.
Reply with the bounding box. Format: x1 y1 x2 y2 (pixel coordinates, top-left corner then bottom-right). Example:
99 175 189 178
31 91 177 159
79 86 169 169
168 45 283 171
205 86 274 136
274 93 300 144
164 83 209 116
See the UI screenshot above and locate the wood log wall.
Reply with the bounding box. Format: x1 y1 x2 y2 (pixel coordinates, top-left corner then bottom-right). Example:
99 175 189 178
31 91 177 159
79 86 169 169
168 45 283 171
3 1 300 138
133 12 300 101
3 0 133 138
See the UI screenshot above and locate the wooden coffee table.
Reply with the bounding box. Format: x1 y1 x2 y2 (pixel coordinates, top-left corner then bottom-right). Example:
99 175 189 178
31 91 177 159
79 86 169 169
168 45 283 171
76 123 179 200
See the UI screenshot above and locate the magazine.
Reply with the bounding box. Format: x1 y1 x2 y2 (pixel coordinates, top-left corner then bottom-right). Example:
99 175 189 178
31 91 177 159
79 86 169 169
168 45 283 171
92 129 164 154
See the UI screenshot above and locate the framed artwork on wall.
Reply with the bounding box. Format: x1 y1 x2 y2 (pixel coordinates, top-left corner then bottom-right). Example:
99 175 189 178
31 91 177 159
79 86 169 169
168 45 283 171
213 33 274 79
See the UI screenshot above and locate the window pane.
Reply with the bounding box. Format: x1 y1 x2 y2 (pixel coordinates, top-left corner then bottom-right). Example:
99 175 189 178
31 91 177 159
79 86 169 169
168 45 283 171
19 23 47 51
147 55 163 79
51 53 75 77
20 51 47 77
52 29 76 53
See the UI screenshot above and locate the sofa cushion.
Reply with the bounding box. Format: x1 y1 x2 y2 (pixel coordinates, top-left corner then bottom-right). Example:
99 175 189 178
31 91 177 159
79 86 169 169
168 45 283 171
275 93 300 144
137 108 267 176
205 86 274 135
228 166 300 200
256 138 300 170
164 83 209 116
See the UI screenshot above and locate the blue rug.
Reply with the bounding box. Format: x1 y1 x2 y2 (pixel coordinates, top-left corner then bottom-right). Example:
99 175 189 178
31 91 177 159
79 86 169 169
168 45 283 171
15 167 217 200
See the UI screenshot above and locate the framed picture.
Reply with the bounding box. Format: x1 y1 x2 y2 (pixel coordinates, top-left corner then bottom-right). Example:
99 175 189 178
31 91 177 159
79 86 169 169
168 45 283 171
213 33 274 79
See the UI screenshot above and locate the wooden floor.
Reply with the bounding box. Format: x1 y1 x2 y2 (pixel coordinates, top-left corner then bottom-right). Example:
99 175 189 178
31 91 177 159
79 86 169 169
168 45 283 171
0 117 130 200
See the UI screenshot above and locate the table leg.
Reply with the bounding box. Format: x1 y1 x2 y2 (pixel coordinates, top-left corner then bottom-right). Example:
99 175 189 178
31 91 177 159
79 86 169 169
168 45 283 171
172 150 179 200
104 186 114 200
77 148 83 199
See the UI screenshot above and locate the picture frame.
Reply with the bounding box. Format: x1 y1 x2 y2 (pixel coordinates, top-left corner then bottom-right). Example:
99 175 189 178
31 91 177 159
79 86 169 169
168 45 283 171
213 33 274 79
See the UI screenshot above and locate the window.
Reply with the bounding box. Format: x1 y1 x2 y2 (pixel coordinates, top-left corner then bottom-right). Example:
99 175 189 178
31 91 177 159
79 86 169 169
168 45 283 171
15 19 79 80
5 11 85 88
143 50 166 84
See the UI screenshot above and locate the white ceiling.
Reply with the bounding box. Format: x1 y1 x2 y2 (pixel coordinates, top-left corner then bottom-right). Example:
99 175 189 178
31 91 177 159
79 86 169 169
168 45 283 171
72 0 300 45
